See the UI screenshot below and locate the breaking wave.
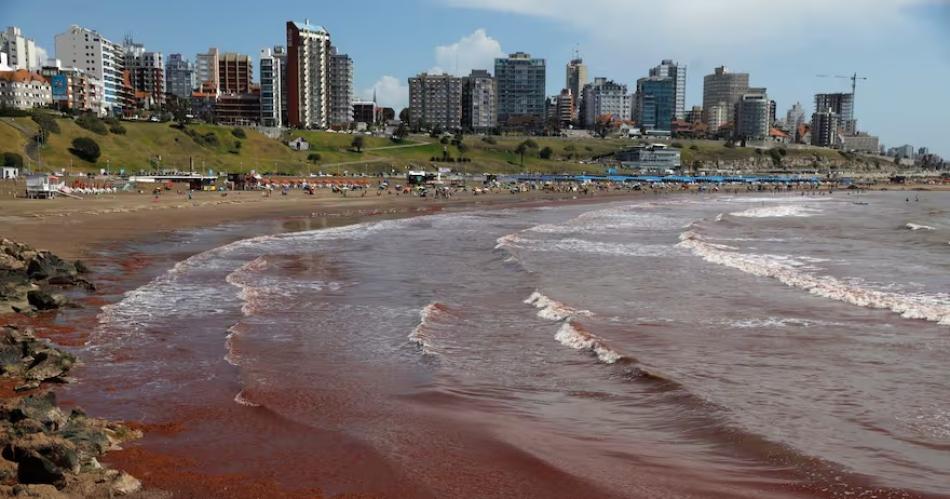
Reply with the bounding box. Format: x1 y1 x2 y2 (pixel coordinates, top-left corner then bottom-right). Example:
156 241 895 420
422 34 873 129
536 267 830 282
555 321 628 365
906 223 936 231
233 390 261 408
678 230 950 326
730 205 822 218
525 291 591 321
409 302 452 355
499 234 672 258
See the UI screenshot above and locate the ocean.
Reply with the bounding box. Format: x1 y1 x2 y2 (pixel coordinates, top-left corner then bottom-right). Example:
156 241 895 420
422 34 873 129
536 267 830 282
65 191 950 498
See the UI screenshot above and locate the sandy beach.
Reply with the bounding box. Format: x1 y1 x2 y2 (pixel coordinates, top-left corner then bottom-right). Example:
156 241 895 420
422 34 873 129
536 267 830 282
0 186 659 259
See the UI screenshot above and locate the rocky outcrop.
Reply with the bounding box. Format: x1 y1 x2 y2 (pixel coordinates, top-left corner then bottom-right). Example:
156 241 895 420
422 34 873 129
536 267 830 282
0 327 75 392
0 240 93 315
0 326 143 497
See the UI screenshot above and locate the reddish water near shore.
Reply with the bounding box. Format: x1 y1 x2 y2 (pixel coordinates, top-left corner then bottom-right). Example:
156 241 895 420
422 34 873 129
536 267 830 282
35 192 950 498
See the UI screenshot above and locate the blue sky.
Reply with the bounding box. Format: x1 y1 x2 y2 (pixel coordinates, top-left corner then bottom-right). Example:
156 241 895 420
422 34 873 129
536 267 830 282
7 0 950 156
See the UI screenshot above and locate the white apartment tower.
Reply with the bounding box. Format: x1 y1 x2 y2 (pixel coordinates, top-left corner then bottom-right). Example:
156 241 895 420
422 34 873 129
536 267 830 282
1 27 39 71
54 25 125 112
195 47 219 93
260 47 285 128
565 58 587 120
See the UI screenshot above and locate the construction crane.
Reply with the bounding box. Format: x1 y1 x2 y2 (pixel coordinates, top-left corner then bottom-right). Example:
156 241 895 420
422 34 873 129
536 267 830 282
816 73 869 116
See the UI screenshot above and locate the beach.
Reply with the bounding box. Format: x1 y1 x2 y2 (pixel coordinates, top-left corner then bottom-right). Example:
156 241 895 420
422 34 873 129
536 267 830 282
2 184 949 498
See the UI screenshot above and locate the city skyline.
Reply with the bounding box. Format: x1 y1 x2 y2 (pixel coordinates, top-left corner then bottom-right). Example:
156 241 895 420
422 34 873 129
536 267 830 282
5 0 950 155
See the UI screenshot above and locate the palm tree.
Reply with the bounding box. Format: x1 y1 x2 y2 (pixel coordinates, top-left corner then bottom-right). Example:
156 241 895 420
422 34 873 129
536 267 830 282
515 142 528 168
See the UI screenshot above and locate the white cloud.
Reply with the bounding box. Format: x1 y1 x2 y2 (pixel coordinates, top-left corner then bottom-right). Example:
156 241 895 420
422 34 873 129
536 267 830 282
33 46 48 69
360 29 503 111
361 75 409 110
441 0 932 55
431 28 504 76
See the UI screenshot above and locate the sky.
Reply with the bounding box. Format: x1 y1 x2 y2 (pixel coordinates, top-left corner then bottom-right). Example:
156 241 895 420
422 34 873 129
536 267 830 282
6 0 950 156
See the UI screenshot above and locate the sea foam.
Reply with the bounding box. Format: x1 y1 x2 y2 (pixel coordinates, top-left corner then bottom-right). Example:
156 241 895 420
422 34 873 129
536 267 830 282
678 231 950 326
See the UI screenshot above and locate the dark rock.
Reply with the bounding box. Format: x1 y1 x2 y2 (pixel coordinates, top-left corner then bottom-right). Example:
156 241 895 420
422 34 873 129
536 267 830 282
13 382 40 393
12 394 66 431
25 254 69 282
44 276 76 287
24 350 75 384
15 450 64 486
72 261 89 275
25 292 66 312
13 419 45 436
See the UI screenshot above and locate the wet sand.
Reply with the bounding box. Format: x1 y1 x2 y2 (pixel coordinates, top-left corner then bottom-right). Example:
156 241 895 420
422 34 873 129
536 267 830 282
0 187 648 259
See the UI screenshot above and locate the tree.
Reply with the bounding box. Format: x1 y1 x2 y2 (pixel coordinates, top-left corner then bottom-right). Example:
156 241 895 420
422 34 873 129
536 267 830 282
2 152 23 168
515 142 528 167
398 108 409 123
231 127 247 139
76 113 109 135
307 152 322 163
69 137 101 163
769 148 783 167
457 142 469 159
539 146 553 160
393 122 409 142
351 135 365 152
166 96 191 127
563 144 576 159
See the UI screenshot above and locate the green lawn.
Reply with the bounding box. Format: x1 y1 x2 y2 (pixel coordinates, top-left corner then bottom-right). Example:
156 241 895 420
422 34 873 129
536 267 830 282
0 116 857 175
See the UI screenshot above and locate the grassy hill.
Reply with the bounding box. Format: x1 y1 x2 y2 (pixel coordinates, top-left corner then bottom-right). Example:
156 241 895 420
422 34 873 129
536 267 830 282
0 114 860 176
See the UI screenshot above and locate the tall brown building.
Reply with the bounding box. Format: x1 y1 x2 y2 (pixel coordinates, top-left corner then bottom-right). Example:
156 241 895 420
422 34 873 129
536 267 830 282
286 20 331 128
219 52 252 94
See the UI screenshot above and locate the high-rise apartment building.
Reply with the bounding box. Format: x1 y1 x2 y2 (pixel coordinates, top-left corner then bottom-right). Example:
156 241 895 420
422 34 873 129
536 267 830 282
703 66 749 124
649 59 686 120
635 77 674 131
408 72 463 131
195 48 219 93
54 25 126 113
123 38 164 108
705 104 729 133
495 52 546 128
286 20 331 128
219 52 252 94
40 62 103 115
328 47 353 126
260 47 285 127
786 102 805 131
565 58 587 120
811 110 839 147
735 92 770 140
1 27 39 71
814 92 855 134
555 89 575 129
461 69 496 132
165 54 195 100
582 78 631 128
